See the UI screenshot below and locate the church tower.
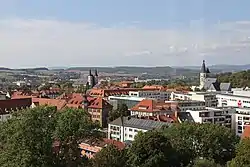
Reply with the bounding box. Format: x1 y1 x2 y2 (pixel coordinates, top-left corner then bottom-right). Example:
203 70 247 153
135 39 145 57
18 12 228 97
87 69 95 88
200 60 207 89
94 69 98 85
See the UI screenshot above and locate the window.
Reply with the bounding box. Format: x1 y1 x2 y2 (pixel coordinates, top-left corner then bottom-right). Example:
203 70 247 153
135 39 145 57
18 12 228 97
129 128 132 132
129 135 133 138
134 129 138 133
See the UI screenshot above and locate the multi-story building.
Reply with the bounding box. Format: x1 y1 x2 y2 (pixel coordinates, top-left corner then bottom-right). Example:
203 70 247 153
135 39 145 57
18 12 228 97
171 91 218 107
129 90 171 101
67 96 113 128
216 93 250 108
182 107 233 129
130 99 175 117
108 116 171 142
0 98 32 121
233 108 250 136
108 95 145 110
168 100 206 112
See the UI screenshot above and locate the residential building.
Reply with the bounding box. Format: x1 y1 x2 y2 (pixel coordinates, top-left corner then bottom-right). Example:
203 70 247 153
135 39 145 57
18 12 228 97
108 116 171 142
233 108 250 136
129 90 171 101
88 88 160 99
216 93 250 108
166 100 206 112
0 98 32 121
79 138 125 159
108 95 145 110
180 107 233 129
171 91 218 107
130 99 177 117
31 98 67 110
67 96 113 127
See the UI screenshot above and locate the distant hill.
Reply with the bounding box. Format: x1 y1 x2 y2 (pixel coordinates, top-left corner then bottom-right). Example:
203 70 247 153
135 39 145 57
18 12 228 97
179 64 250 73
0 67 49 72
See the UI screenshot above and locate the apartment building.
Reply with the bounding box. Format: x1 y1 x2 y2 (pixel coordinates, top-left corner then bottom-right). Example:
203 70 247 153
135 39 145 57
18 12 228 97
108 95 145 110
183 107 233 129
0 98 32 121
108 116 171 142
171 91 217 107
233 108 250 136
129 90 171 101
168 100 206 112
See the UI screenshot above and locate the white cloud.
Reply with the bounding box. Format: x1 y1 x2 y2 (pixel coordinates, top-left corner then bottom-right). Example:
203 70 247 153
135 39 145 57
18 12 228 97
0 18 250 68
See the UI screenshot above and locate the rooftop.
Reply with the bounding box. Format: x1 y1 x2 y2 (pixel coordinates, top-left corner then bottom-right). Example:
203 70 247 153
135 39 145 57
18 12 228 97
109 116 171 130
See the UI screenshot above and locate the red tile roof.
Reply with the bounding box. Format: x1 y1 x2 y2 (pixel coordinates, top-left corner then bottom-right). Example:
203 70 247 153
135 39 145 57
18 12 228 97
32 98 67 110
0 98 32 114
130 99 178 113
67 96 112 109
89 88 160 97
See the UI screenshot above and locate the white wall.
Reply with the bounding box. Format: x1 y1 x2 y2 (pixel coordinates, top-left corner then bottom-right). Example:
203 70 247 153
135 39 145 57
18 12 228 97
108 123 147 142
216 94 250 108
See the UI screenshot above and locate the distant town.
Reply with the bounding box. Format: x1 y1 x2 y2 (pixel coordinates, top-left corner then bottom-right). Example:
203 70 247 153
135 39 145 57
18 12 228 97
1 60 250 166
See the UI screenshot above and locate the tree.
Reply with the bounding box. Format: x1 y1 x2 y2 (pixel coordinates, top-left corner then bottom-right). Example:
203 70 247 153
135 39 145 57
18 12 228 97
163 123 239 166
192 158 223 167
0 107 102 167
127 131 179 167
0 106 57 167
90 144 128 167
54 108 101 167
228 138 250 167
108 104 130 122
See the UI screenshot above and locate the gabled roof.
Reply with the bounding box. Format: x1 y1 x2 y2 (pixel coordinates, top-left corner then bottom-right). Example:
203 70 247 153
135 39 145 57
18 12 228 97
220 83 232 91
130 99 176 113
32 98 67 110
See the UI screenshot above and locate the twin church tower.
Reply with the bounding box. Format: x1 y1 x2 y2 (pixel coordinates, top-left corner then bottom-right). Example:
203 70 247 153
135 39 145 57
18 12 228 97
87 69 98 88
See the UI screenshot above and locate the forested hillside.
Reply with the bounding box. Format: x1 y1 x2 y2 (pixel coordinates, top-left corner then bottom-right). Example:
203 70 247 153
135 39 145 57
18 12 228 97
217 70 250 88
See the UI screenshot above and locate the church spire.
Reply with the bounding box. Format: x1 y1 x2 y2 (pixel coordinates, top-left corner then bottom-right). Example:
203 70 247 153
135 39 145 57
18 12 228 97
201 60 206 73
95 69 98 76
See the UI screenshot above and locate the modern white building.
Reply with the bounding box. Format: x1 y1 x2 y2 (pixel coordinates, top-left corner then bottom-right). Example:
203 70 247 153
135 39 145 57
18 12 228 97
216 93 250 108
129 90 171 101
165 100 206 112
182 107 233 129
233 108 250 136
171 91 218 107
108 116 171 142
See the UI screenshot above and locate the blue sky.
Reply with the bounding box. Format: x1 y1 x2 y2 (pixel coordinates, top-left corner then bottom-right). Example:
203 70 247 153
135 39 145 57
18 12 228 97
1 0 250 67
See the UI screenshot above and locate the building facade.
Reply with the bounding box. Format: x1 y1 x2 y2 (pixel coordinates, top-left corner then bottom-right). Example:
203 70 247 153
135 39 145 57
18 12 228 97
129 90 171 101
185 107 233 129
108 95 145 110
108 117 171 142
216 93 250 108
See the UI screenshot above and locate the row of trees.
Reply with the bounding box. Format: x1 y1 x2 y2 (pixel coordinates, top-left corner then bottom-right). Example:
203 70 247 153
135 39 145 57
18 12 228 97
91 123 244 167
1 106 250 167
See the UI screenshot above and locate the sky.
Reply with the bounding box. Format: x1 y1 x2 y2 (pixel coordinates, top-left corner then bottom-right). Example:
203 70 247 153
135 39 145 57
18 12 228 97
1 0 250 68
